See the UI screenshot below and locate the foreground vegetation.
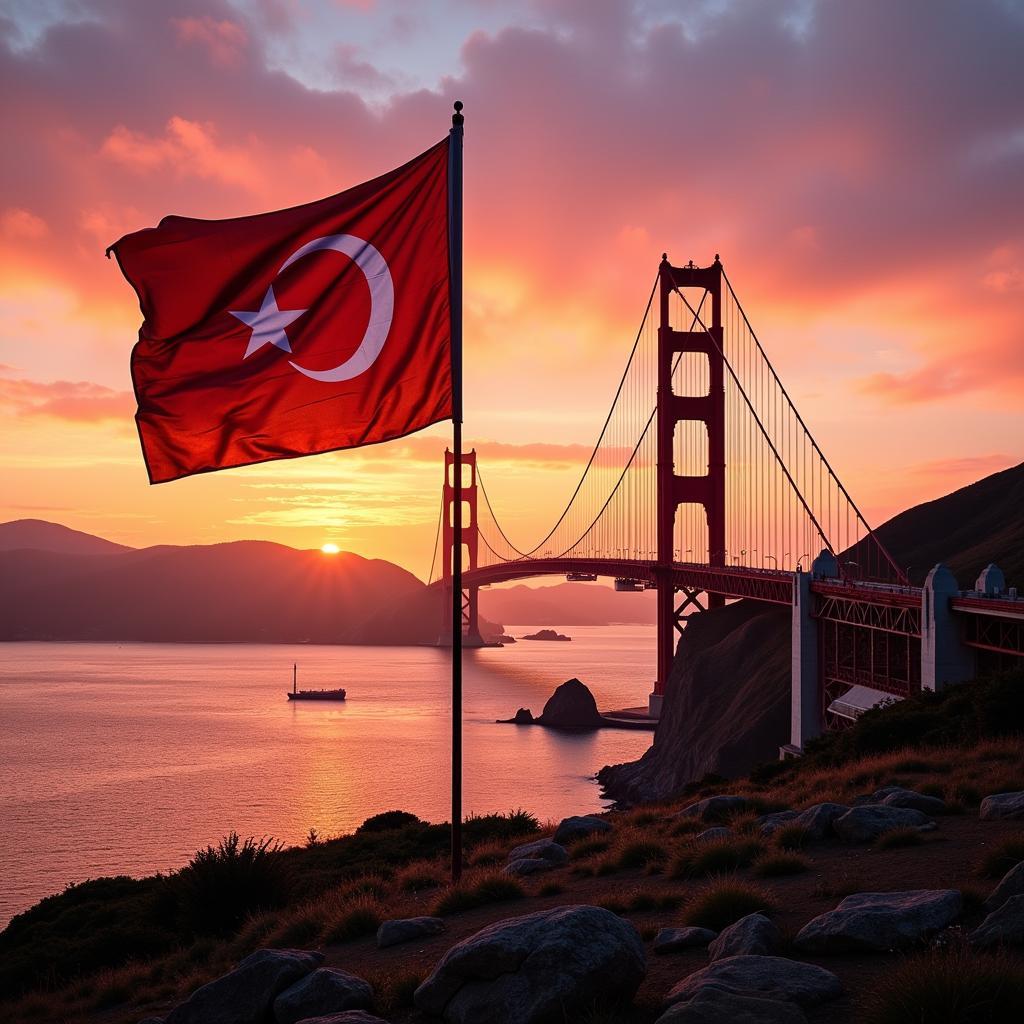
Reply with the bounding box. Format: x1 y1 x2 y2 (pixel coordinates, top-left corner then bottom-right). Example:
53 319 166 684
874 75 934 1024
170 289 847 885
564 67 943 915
3 667 1024 1023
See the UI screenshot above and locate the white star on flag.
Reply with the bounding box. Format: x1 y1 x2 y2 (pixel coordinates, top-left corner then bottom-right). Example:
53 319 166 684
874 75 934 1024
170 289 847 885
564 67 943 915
230 285 307 359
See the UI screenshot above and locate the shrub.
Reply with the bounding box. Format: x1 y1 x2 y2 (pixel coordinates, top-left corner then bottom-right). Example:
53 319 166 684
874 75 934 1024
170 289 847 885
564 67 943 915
171 833 288 936
571 837 611 860
875 828 925 850
774 824 810 851
463 809 540 846
432 872 525 916
321 894 383 943
975 836 1024 879
356 810 423 833
682 879 773 931
394 862 446 892
617 841 668 869
671 838 765 880
752 853 811 878
859 945 1024 1024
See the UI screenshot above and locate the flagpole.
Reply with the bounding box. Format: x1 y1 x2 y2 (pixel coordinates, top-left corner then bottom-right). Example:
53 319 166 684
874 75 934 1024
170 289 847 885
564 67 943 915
448 100 465 883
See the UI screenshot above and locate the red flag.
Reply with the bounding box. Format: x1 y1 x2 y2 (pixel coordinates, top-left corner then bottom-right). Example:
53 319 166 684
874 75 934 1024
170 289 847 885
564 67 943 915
110 139 452 483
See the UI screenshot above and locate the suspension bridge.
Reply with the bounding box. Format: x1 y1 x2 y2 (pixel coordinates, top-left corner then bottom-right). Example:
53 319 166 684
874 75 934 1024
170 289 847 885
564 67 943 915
429 256 1024 752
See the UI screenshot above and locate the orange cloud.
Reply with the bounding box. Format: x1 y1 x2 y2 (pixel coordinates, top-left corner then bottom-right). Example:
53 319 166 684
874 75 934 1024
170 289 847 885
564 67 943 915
1 208 48 241
100 117 266 193
0 373 134 423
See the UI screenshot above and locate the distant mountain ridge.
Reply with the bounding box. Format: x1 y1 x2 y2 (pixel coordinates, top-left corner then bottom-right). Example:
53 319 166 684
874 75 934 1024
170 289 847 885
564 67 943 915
0 521 642 643
0 519 132 556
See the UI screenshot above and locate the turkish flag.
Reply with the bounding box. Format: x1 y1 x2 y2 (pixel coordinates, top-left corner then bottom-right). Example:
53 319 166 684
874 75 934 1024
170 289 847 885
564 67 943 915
110 139 452 483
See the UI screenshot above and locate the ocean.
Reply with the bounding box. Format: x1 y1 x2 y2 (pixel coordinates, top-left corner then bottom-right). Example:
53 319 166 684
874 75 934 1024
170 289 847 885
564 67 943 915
0 627 655 925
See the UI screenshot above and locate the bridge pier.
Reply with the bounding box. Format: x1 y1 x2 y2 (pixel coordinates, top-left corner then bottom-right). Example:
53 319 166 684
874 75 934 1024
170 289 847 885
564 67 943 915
921 564 975 691
784 549 839 756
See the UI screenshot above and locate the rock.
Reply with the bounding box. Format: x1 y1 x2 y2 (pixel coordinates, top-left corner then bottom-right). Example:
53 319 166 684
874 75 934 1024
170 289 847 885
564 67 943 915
500 708 534 724
675 795 749 823
709 914 781 961
664 955 841 1009
832 805 932 843
980 792 1024 820
274 968 373 1024
986 861 1024 910
792 803 849 840
794 890 961 952
504 857 553 876
414 905 646 1024
694 826 732 843
874 787 947 815
756 811 799 836
295 1015 391 1024
507 838 569 865
653 927 718 953
553 814 612 845
376 916 446 949
970 894 1024 947
536 678 603 729
523 629 571 641
166 948 323 1024
656 988 808 1024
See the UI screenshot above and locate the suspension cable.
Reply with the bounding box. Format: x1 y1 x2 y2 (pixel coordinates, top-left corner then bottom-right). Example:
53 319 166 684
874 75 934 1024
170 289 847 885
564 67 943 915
426 492 443 584
721 268 906 583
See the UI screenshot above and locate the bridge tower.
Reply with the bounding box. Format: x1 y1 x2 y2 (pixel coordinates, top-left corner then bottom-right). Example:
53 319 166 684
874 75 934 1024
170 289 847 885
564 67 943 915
440 448 483 645
652 255 726 715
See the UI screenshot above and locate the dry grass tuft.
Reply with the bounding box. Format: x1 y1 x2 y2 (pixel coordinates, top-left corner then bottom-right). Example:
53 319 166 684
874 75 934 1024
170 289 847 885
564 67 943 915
681 878 773 931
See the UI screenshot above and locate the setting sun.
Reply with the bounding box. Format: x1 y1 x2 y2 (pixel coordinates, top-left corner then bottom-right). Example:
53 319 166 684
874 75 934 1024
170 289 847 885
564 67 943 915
320 543 340 555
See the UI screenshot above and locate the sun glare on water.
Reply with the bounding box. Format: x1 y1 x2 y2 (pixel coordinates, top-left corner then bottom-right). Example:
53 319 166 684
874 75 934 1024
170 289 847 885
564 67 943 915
321 543 341 555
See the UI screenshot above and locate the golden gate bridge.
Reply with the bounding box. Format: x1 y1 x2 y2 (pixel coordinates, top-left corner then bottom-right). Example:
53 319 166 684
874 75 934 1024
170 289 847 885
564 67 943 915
428 256 1024 752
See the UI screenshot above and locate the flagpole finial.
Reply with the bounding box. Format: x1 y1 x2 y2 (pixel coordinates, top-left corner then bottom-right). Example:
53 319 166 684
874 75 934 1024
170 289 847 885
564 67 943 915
452 100 464 127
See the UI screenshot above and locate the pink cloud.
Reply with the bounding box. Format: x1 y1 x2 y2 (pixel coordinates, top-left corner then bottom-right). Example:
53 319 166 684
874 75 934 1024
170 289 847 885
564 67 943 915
0 207 48 240
171 16 248 68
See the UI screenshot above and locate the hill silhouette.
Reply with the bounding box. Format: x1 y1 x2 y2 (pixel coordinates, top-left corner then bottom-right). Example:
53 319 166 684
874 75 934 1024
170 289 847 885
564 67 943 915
600 460 1024 804
480 581 656 626
0 519 132 556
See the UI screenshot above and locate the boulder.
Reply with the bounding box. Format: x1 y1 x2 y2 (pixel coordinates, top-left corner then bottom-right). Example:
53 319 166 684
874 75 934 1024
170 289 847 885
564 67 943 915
274 968 373 1024
653 927 718 953
980 792 1024 820
832 805 932 843
986 861 1024 911
166 948 323 1024
874 787 947 815
536 678 604 729
501 708 534 724
792 803 849 840
756 811 799 837
676 795 749 823
504 857 553 877
664 955 841 1009
694 827 732 843
970 894 1024 947
794 890 961 953
709 914 781 961
554 814 612 845
656 988 807 1024
414 905 646 1024
507 838 568 865
376 916 446 949
295 1015 391 1024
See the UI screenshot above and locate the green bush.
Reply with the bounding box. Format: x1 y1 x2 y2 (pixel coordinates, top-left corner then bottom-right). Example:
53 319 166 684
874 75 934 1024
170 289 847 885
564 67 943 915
171 833 289 936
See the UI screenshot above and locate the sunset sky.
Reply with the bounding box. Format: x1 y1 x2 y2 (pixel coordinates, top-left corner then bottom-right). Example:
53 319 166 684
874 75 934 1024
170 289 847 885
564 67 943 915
1 0 1022 578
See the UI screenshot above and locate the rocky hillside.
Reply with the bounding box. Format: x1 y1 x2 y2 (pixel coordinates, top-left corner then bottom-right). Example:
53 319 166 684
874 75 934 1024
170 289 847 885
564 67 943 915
599 461 1024 804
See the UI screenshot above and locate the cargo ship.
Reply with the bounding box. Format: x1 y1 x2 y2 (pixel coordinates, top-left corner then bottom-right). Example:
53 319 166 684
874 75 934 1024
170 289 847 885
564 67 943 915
286 663 346 701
